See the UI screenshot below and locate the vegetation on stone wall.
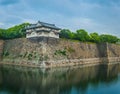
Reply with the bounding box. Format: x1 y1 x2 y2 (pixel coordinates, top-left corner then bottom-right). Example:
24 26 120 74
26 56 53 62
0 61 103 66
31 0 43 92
0 23 29 39
66 47 75 53
2 50 9 57
54 49 67 56
54 47 75 57
0 22 120 44
60 29 120 43
18 51 49 61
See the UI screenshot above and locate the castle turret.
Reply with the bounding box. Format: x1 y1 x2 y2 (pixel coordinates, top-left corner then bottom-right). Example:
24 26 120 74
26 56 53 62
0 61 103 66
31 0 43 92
25 21 61 38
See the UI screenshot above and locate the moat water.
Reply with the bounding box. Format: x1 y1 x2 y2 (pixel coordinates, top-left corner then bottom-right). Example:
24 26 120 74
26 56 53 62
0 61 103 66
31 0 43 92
0 64 120 94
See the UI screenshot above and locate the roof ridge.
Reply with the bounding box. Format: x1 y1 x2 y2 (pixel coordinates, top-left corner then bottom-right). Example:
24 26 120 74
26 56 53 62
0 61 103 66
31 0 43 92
38 21 55 26
25 21 61 30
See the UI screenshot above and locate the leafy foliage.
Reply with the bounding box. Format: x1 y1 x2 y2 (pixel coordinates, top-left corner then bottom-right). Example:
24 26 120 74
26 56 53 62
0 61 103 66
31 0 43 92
60 29 120 43
2 50 9 57
0 22 119 44
54 49 67 56
99 34 119 43
59 29 75 39
75 29 90 42
89 32 100 43
0 23 29 39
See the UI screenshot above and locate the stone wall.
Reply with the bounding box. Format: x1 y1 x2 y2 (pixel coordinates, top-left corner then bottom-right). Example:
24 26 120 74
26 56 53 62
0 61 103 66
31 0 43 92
107 43 120 57
0 38 120 67
0 40 4 61
106 43 120 63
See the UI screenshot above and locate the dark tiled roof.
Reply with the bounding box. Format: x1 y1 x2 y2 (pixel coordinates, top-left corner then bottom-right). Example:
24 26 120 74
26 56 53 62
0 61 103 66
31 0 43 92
26 21 61 30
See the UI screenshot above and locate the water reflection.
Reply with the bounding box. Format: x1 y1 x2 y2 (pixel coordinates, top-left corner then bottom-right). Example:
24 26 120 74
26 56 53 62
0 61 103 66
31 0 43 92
0 64 120 94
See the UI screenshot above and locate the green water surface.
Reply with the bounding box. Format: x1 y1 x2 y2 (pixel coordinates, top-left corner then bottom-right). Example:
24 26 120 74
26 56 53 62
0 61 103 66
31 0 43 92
0 64 120 94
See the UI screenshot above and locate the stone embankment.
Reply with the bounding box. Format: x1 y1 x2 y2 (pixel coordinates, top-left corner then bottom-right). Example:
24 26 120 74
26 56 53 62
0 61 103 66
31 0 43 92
0 37 120 67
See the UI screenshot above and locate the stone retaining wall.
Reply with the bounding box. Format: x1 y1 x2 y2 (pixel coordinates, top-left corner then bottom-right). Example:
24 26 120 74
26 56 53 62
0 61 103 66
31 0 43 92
0 38 120 67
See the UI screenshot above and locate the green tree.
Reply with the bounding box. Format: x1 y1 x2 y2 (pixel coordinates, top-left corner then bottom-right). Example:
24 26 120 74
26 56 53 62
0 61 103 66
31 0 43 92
100 34 119 43
75 29 90 42
0 22 120 44
0 29 6 39
90 32 100 43
0 23 29 39
59 29 74 39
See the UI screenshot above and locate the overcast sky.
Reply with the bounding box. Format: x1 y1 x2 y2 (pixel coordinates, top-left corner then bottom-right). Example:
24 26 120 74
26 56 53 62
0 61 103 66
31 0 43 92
0 0 120 37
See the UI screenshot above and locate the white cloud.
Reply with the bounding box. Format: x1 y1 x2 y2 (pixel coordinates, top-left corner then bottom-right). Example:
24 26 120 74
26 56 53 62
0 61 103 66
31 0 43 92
0 22 4 26
0 0 120 37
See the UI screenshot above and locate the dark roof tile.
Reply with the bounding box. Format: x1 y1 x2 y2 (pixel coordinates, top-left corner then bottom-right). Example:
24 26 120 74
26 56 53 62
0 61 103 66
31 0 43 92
26 21 61 30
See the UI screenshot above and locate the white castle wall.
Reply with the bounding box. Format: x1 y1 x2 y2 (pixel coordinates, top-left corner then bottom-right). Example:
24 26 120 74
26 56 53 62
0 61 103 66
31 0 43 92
26 31 59 38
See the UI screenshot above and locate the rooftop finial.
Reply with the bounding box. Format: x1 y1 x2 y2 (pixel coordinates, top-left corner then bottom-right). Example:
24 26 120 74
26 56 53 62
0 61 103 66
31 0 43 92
38 20 41 23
